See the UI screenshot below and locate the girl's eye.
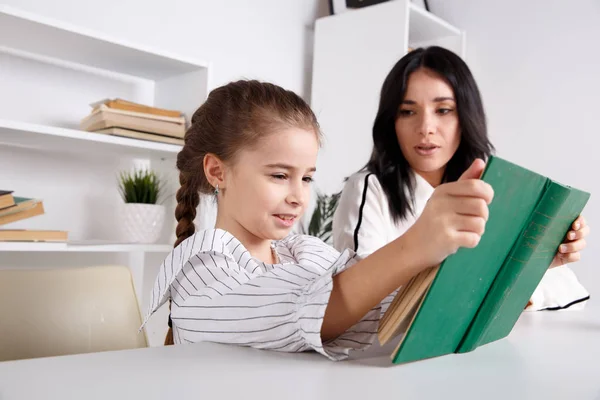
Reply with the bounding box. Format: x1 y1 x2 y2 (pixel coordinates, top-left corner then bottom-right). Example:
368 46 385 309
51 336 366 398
272 174 287 180
303 176 314 183
398 109 414 117
437 108 454 115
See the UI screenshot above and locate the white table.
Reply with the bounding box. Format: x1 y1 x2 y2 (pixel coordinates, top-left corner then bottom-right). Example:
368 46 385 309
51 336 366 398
1 309 599 400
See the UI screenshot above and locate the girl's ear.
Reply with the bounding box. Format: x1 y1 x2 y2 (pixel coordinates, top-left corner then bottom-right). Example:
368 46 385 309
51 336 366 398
203 153 226 190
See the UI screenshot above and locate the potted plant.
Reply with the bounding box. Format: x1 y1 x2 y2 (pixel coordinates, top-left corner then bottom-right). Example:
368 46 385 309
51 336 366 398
307 191 341 245
117 168 166 244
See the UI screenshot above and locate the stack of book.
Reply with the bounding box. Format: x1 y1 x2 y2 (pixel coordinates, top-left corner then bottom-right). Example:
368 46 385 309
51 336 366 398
80 98 186 145
0 190 68 242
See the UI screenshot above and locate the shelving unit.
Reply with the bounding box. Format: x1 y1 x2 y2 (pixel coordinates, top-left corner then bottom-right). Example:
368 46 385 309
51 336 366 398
311 0 464 195
0 241 173 253
0 5 212 345
408 3 462 45
408 3 464 57
0 4 210 240
0 5 209 83
0 119 181 160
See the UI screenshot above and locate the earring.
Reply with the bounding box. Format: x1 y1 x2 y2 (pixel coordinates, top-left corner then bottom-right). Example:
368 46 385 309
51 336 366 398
214 184 219 195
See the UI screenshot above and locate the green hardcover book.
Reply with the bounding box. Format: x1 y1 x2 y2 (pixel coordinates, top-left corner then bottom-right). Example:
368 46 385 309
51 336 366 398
379 156 590 365
457 181 590 352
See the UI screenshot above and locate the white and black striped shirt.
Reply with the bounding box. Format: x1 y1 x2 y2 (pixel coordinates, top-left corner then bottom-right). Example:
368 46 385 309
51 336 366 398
143 229 395 361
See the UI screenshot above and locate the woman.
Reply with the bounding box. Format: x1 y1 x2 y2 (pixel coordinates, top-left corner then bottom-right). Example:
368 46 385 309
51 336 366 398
332 46 590 311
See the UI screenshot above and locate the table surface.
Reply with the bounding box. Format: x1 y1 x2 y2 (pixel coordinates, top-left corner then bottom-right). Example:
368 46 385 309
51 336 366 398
1 309 599 400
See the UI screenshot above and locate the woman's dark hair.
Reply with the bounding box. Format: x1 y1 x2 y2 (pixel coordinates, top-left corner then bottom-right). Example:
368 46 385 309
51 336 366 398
365 46 494 222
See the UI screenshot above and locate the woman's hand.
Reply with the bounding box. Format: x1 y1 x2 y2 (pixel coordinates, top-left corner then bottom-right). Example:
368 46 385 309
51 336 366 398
406 159 494 270
550 216 589 268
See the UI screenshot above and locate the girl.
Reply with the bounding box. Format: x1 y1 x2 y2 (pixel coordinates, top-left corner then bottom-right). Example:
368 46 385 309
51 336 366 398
143 79 494 360
332 46 590 311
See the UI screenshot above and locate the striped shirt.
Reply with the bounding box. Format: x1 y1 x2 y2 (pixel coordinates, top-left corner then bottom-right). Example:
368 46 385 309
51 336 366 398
143 229 395 361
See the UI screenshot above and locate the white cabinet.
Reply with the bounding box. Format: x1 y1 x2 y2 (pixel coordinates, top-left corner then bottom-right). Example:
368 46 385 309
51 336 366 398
311 0 464 195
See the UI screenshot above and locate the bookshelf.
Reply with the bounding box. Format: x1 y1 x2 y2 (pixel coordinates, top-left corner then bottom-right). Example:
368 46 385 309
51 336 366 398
408 3 463 49
0 5 211 345
310 0 464 195
0 241 173 253
0 119 181 160
0 4 210 242
0 6 208 82
407 3 464 58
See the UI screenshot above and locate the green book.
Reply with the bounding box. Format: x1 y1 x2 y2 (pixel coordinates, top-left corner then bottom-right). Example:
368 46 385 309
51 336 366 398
377 155 590 365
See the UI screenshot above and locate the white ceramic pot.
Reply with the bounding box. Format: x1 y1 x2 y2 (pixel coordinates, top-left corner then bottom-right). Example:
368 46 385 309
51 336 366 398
119 203 166 244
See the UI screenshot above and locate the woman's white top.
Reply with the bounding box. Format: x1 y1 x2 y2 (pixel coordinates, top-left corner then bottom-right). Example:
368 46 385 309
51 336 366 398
143 229 396 361
332 171 589 311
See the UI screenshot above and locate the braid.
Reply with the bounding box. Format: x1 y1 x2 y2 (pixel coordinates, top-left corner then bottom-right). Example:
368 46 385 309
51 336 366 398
165 172 200 345
174 172 200 248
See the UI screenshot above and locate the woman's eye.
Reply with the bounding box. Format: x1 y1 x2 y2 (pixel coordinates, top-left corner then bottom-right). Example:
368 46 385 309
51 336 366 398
272 174 287 180
398 109 414 117
437 108 454 115
302 176 314 183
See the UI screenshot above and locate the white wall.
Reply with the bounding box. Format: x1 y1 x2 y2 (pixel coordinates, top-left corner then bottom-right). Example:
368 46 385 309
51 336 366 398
427 0 600 308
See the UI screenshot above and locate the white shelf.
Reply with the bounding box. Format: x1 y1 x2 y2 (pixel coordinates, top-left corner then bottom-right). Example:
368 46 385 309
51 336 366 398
0 5 209 80
0 119 181 159
0 5 210 132
0 241 173 253
408 3 461 43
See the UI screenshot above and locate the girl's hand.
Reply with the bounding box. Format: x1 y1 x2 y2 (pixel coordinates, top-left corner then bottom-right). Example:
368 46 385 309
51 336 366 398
550 216 589 268
407 159 494 270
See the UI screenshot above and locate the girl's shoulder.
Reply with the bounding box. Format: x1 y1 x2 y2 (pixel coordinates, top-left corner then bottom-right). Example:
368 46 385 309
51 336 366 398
178 228 234 251
177 230 342 267
174 228 245 264
274 234 341 262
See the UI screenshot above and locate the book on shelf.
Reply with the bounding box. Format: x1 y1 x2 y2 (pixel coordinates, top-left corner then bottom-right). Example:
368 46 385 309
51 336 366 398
91 103 186 125
0 197 44 225
80 105 186 139
0 190 15 210
378 155 590 365
90 98 183 119
0 229 68 242
93 127 184 146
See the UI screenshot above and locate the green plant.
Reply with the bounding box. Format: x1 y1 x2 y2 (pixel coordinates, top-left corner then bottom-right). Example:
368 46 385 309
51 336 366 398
308 191 341 244
118 169 161 204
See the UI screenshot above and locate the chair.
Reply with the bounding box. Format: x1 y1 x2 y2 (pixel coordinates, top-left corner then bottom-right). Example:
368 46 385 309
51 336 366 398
0 265 147 362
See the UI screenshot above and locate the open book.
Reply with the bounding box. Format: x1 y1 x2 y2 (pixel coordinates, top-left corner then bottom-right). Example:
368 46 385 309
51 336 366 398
378 155 590 364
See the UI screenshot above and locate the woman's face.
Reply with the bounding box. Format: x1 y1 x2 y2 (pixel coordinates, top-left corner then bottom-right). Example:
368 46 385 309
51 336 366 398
395 68 461 187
